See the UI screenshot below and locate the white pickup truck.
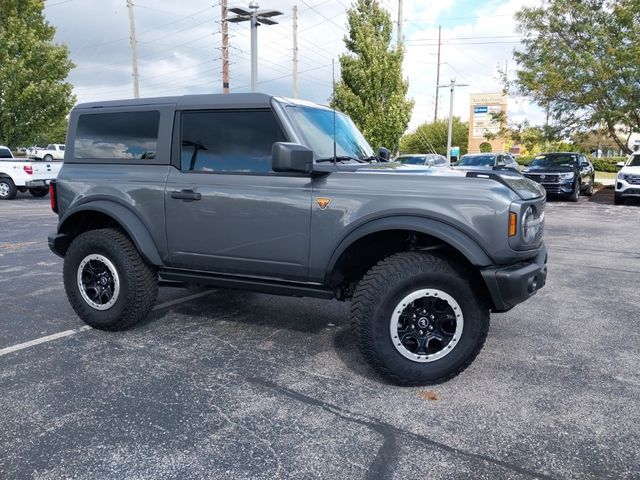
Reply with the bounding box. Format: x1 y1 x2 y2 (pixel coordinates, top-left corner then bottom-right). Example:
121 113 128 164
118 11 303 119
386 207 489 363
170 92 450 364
0 146 62 200
31 144 65 161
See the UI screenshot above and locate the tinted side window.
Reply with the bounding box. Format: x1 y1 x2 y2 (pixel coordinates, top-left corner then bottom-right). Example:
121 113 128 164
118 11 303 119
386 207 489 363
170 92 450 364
0 148 12 158
75 111 160 160
180 110 286 173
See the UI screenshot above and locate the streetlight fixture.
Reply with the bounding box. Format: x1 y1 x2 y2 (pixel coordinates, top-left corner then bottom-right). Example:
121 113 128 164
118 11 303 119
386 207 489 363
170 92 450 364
228 1 282 92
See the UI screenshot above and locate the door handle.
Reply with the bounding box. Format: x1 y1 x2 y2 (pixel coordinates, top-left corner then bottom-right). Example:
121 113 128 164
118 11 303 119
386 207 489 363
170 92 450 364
171 189 201 201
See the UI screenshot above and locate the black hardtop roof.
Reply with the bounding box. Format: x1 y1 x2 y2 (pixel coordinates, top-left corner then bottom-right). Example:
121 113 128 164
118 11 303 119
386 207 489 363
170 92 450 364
74 92 277 110
536 152 580 156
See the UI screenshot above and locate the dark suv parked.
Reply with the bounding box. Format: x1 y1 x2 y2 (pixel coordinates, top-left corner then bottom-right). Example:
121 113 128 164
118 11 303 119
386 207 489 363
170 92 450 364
48 93 547 385
523 152 594 201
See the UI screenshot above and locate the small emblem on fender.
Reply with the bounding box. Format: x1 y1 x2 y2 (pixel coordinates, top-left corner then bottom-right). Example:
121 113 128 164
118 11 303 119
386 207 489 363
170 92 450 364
316 197 331 209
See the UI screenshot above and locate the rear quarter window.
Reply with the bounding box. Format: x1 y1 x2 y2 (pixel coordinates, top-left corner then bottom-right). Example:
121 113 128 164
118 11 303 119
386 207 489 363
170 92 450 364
0 148 12 159
74 111 160 161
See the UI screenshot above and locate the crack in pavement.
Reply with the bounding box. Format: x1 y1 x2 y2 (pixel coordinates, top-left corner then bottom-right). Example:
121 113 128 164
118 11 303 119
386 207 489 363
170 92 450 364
248 377 556 480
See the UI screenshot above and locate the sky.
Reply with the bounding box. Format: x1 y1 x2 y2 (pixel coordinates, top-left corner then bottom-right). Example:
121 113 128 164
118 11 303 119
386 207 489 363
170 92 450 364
43 0 544 133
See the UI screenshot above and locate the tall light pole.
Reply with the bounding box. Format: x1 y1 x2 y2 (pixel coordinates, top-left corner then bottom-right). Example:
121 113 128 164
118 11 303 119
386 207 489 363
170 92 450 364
126 0 140 98
438 78 468 163
229 1 282 92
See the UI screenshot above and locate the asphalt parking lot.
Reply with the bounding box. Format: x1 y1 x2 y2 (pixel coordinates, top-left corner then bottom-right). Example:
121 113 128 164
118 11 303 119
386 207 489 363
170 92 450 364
0 190 638 480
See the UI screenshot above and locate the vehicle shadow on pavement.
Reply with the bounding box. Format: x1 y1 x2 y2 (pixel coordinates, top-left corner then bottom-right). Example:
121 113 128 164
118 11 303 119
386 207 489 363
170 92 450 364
332 327 386 383
587 186 640 206
141 288 349 335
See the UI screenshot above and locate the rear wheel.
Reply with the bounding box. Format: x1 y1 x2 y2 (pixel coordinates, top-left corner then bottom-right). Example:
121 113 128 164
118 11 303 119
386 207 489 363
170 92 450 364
350 251 489 385
63 228 158 330
29 187 49 197
0 178 17 200
43 154 53 162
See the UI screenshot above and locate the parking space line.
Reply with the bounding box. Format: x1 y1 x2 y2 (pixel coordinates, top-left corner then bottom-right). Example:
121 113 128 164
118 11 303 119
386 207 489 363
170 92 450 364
0 289 215 358
0 326 92 357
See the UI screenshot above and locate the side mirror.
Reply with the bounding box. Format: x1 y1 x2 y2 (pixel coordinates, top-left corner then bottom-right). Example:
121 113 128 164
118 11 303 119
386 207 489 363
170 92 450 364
617 161 625 170
272 142 313 174
378 147 390 161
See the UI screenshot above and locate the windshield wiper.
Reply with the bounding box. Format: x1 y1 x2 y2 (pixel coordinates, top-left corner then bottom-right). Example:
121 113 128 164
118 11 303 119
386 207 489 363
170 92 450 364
316 155 367 163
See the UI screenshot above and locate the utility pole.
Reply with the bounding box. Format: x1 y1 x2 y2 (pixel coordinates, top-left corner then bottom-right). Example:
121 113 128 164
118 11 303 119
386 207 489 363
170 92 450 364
434 25 441 122
126 0 140 98
221 0 230 93
438 78 468 163
397 0 403 47
229 2 282 92
292 5 299 98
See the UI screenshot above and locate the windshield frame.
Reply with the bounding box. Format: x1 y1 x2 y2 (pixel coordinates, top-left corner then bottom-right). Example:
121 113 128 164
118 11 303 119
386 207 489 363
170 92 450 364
282 103 374 162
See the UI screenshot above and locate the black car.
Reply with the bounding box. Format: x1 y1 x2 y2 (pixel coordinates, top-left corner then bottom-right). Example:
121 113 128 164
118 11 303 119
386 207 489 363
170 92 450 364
522 153 594 202
454 153 520 172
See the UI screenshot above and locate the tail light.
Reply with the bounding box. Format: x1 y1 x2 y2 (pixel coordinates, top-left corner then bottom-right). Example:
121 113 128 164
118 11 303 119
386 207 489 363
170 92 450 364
23 165 33 175
50 180 58 213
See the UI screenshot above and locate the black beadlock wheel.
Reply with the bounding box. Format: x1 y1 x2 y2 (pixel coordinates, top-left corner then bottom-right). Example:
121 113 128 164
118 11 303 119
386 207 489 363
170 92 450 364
0 178 17 200
63 228 158 330
350 251 490 386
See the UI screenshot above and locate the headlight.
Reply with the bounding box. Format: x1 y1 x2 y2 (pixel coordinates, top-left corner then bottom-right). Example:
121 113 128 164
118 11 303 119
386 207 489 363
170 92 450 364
618 172 628 181
522 206 543 244
559 172 575 180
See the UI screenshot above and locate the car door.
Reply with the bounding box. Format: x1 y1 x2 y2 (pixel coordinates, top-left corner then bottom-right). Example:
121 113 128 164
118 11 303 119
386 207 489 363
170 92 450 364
164 108 312 282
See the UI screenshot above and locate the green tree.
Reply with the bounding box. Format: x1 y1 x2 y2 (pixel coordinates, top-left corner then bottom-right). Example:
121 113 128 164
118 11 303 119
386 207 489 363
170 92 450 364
400 118 468 156
331 0 413 153
0 0 75 147
513 0 640 154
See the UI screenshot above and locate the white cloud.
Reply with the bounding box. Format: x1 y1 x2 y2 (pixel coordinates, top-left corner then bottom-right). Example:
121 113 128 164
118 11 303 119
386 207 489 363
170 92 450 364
45 0 545 135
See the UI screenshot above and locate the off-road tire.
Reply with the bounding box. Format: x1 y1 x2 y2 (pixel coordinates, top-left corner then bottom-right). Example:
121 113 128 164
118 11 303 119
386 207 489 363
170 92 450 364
350 251 490 386
29 187 49 197
63 228 158 330
570 181 580 202
0 177 17 200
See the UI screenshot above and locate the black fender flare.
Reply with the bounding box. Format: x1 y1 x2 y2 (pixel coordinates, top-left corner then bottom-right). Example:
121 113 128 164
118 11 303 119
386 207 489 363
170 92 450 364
57 200 163 266
325 215 493 282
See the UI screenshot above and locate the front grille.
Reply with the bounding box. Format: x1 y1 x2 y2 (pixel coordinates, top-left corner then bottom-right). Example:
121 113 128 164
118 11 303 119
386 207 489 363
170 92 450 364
627 175 640 185
525 173 560 184
622 188 640 195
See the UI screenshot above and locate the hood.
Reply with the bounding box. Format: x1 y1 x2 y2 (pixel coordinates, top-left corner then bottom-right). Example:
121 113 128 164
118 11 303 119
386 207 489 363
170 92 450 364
312 162 544 200
620 166 640 175
523 165 574 173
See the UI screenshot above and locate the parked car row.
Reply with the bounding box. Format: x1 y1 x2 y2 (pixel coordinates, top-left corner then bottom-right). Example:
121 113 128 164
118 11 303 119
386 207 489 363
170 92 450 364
0 145 62 200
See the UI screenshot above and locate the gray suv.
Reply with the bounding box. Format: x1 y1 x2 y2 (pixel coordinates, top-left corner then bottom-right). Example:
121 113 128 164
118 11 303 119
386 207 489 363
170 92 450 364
48 93 547 385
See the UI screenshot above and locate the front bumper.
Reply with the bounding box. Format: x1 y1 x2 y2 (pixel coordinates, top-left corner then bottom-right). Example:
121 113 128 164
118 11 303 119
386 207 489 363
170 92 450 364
481 243 548 312
616 179 640 198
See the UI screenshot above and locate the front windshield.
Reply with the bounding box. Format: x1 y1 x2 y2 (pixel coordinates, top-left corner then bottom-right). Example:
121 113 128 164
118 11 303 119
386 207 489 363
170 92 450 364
458 155 494 167
397 156 427 165
628 154 640 167
530 154 577 168
286 105 374 161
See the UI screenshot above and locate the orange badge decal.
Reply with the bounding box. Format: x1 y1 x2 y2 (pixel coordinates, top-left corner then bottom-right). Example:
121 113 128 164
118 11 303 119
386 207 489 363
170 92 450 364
316 197 331 210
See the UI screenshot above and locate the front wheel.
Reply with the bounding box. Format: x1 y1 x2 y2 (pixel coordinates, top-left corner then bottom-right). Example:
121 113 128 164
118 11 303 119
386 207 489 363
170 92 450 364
569 181 580 202
584 177 594 197
63 228 158 330
614 194 625 205
29 187 49 197
350 252 489 385
0 177 17 200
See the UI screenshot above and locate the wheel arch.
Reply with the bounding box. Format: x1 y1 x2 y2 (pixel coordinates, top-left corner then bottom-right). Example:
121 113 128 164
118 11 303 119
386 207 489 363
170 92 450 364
326 216 493 291
54 201 162 266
